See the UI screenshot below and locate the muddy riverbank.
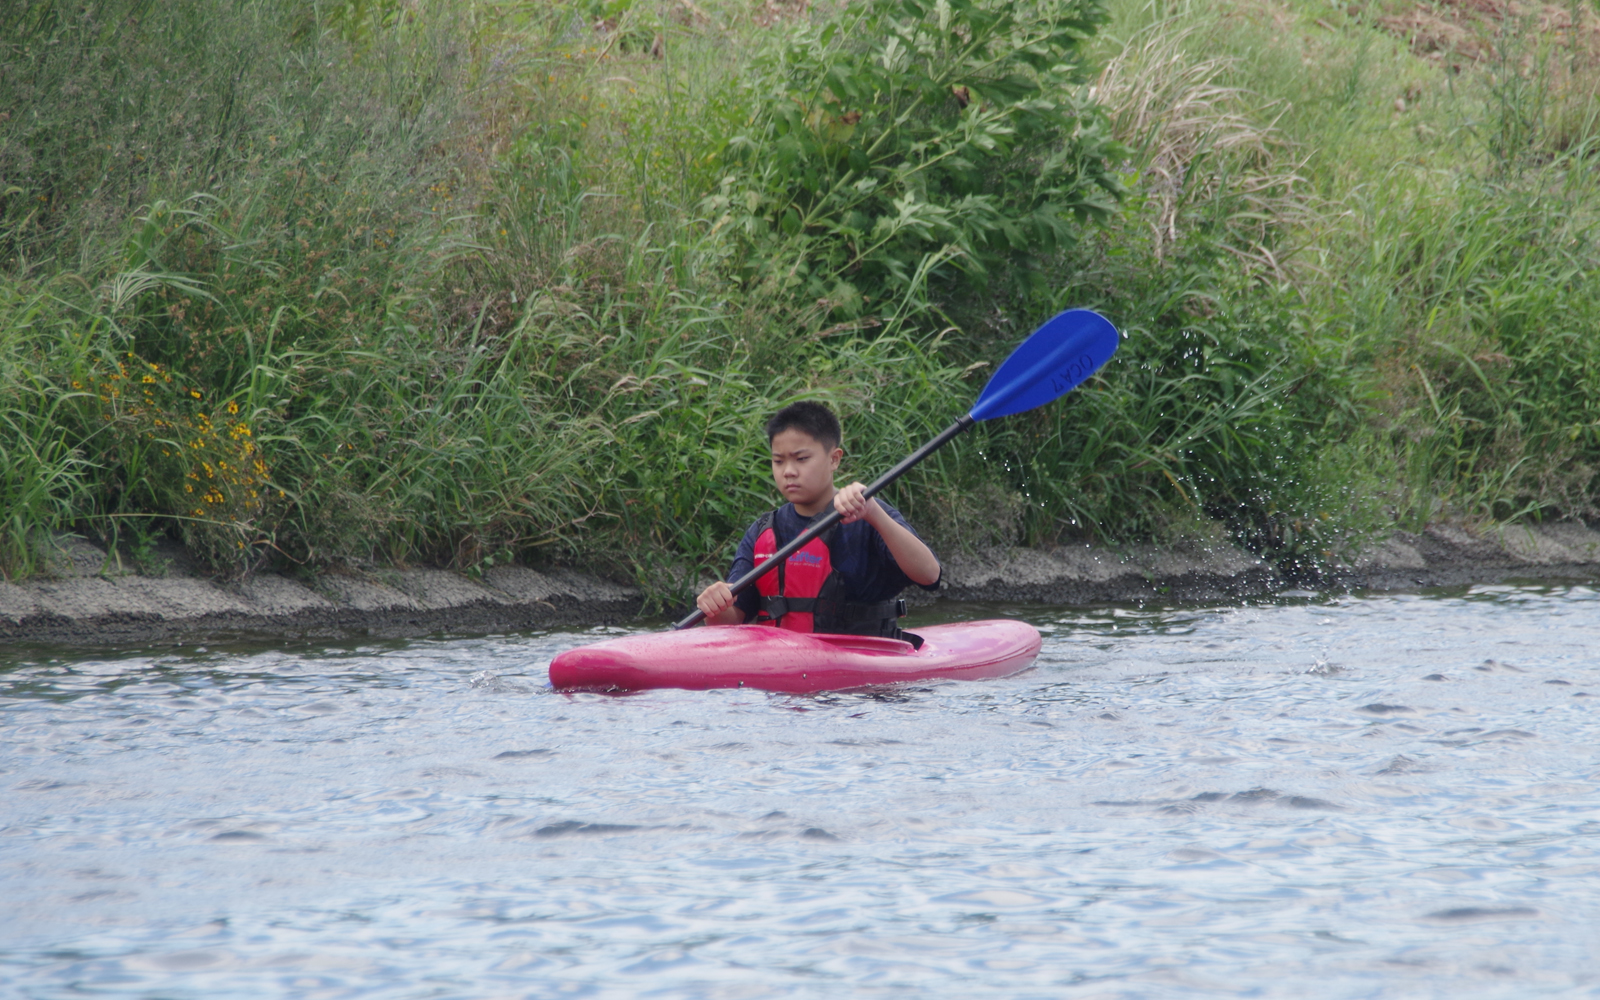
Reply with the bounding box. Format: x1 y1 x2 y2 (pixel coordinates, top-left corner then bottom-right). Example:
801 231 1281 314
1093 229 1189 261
2 522 1597 646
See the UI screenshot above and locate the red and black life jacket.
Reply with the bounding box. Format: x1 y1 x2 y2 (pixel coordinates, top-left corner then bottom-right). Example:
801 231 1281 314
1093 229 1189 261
751 508 912 642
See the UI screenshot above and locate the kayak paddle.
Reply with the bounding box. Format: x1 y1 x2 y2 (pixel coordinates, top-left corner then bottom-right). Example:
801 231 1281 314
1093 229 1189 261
672 307 1120 630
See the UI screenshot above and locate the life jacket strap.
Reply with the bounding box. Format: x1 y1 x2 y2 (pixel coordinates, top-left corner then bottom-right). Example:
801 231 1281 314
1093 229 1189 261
758 595 816 619
758 595 904 625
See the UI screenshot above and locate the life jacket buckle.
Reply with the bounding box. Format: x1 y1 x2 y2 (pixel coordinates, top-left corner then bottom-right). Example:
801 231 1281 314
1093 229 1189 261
895 599 907 619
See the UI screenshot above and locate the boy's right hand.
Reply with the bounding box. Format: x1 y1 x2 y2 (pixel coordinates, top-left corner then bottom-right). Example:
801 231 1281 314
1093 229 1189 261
696 581 737 623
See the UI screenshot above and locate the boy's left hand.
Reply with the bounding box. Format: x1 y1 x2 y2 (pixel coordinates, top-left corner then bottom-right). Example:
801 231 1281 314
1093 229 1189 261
834 482 881 525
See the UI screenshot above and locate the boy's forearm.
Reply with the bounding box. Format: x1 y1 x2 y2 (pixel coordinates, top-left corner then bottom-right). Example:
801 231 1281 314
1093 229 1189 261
864 505 941 586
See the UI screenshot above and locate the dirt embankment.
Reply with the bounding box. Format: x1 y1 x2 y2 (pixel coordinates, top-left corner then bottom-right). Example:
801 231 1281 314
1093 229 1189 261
3 522 1597 646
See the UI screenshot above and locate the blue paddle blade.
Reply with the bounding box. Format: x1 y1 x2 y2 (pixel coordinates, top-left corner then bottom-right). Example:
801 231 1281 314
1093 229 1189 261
969 308 1119 421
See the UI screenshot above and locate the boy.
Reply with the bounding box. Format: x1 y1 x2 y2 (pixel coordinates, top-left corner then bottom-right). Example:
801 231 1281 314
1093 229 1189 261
695 401 941 644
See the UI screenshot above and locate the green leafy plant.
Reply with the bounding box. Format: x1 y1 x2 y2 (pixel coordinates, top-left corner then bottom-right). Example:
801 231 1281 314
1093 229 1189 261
704 0 1126 324
6 0 1600 594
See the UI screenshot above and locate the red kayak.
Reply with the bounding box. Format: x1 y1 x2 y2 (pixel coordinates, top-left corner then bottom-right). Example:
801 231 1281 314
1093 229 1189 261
548 619 1041 694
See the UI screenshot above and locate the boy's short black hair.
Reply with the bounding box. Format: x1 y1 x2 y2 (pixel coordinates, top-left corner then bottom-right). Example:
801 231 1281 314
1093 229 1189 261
766 401 841 451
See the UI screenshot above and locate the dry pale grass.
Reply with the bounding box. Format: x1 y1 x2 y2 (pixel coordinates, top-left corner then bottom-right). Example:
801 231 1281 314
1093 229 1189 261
1090 18 1310 275
1373 0 1600 67
1368 0 1600 154
751 0 813 27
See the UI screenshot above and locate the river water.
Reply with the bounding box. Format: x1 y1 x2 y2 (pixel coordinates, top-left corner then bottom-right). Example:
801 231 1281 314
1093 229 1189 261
2 584 1597 998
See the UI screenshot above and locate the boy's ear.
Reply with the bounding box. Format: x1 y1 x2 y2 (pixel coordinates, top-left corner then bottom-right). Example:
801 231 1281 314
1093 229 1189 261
829 447 843 468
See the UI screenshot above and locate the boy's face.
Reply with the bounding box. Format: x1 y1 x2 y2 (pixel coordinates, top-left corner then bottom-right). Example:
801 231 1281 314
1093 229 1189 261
769 427 843 512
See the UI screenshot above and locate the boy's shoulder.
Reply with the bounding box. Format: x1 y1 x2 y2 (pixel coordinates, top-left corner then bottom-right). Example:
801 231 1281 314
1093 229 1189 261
741 503 784 534
734 504 786 552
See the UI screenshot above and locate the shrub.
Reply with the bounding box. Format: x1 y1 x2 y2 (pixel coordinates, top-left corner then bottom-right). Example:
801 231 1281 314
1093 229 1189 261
704 0 1126 328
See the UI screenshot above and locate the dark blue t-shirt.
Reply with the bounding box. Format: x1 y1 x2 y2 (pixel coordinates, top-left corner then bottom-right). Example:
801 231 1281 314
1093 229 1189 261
728 501 941 621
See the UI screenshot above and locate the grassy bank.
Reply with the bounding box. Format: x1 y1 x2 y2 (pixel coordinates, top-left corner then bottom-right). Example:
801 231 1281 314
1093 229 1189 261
3 0 1598 605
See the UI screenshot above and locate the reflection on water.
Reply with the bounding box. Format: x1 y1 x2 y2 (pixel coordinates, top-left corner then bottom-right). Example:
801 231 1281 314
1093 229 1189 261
2 584 1597 998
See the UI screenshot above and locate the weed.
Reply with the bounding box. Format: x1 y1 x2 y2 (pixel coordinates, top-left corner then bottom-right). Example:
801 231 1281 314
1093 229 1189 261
2 0 1598 603
705 0 1127 326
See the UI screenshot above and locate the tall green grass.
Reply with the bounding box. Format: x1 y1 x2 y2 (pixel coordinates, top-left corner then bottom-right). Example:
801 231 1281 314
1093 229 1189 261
1170 0 1600 527
3 0 1598 600
0 284 94 575
0 0 571 573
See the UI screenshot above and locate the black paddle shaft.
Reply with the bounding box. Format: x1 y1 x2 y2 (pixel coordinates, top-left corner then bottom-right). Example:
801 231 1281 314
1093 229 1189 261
672 414 976 630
